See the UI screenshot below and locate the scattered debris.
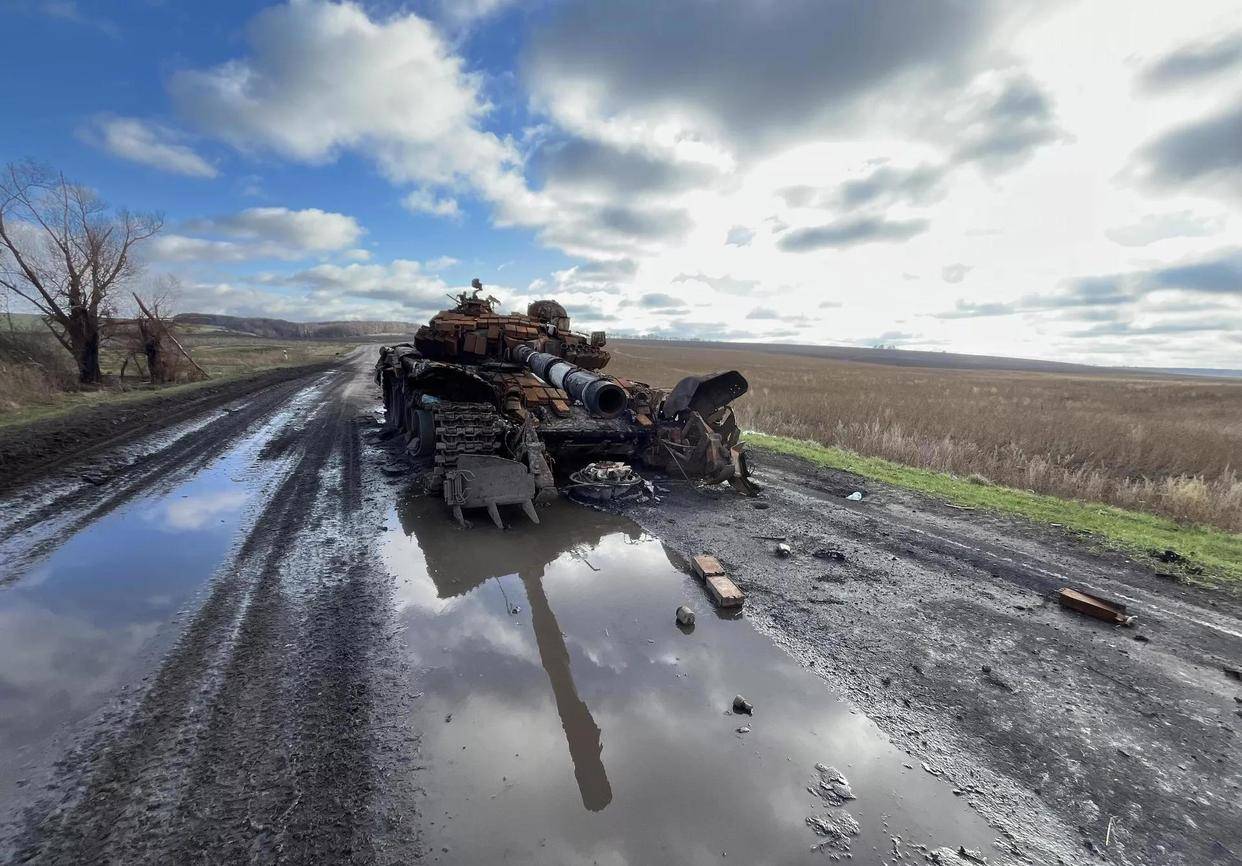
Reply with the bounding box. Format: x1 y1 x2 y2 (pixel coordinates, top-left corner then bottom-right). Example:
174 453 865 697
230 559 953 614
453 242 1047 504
732 695 753 715
692 554 746 608
809 764 856 806
706 574 745 608
845 491 864 501
812 547 847 562
675 605 696 627
775 542 792 558
691 554 725 580
927 848 987 865
1058 587 1136 626
981 665 1016 693
568 461 647 503
805 810 860 854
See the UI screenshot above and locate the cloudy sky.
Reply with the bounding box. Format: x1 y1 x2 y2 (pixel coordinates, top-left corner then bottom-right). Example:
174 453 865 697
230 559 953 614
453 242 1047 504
3 0 1240 366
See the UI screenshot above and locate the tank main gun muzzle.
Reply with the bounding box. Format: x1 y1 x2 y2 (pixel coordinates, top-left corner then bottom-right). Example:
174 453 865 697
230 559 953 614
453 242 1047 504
513 344 628 418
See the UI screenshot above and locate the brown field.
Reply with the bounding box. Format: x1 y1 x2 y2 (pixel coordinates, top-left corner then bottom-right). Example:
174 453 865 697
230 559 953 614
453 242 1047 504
608 340 1242 532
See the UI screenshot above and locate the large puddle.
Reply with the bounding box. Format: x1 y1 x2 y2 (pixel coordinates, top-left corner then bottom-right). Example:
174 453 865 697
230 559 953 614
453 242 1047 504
0 417 289 812
386 498 997 864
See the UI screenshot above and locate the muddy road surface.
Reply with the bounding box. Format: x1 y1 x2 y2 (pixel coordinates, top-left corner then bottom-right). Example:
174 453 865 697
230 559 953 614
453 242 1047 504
0 349 1237 865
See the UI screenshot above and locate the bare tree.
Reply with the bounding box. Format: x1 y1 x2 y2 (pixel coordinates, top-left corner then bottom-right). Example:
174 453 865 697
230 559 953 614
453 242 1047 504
0 160 162 383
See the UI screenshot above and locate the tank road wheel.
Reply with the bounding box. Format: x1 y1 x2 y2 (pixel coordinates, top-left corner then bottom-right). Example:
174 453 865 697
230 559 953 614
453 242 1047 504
407 409 436 458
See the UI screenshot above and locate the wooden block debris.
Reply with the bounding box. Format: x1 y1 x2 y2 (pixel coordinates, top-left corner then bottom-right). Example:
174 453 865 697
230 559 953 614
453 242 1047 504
691 554 744 608
1058 587 1135 626
706 574 745 608
691 554 726 580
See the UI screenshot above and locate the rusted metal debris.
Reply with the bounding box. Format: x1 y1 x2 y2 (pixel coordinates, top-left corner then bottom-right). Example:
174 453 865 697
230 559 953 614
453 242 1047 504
1058 587 1137 626
568 461 647 503
375 279 756 527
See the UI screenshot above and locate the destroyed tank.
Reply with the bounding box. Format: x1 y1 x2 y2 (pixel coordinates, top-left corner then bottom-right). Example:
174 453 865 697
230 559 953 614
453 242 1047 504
376 279 754 527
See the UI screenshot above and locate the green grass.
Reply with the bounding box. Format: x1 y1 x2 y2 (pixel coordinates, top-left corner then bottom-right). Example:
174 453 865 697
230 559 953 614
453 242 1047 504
745 432 1242 585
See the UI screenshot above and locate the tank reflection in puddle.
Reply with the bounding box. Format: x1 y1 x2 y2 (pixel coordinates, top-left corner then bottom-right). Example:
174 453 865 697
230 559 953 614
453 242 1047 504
387 497 998 864
395 496 628 812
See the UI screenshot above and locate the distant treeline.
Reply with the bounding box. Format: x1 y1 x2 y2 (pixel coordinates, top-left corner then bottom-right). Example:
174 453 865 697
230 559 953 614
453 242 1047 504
175 313 418 340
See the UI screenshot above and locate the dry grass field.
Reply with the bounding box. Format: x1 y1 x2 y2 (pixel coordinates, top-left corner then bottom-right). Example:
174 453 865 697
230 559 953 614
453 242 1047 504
608 340 1242 532
0 323 358 425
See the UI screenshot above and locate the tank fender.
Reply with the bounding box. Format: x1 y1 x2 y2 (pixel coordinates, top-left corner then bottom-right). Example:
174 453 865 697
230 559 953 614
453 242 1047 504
660 371 748 420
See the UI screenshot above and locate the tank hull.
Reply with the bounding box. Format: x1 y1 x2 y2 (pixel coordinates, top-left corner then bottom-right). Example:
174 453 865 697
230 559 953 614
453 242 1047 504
376 285 753 526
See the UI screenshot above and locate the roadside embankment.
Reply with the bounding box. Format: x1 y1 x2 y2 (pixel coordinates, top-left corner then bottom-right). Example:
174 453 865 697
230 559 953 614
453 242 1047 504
0 360 339 494
745 433 1242 585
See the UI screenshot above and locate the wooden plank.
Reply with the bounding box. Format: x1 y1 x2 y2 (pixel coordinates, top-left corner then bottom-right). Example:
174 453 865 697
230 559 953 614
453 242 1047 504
706 574 745 608
691 554 726 580
1058 588 1135 625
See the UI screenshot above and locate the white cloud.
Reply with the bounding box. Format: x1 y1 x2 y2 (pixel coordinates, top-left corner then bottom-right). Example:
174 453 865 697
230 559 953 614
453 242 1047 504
169 0 522 204
185 207 363 251
83 116 216 177
147 235 254 263
148 207 364 262
402 189 462 218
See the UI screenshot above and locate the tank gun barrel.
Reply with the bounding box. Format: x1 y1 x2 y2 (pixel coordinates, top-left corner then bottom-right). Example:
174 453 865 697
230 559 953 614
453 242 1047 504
513 344 628 418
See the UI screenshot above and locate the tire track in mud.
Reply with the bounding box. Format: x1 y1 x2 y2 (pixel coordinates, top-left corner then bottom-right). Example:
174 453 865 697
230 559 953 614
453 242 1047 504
9 365 416 865
0 372 326 580
0 363 338 493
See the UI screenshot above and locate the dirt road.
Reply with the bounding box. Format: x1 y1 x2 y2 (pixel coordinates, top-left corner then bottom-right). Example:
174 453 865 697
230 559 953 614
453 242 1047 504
0 349 1238 865
618 457 1242 866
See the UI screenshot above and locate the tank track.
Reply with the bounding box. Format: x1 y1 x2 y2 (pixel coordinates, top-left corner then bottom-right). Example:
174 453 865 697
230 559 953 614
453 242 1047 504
428 401 505 487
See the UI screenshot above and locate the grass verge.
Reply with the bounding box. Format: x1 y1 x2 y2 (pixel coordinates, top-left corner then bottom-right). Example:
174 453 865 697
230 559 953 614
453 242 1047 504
745 432 1242 586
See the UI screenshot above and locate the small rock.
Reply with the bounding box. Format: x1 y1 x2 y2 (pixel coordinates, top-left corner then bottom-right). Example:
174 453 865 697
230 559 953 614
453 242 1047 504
732 695 753 715
736 725 750 734
775 543 792 558
845 491 863 501
675 605 696 626
751 501 770 510
1133 634 1150 643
